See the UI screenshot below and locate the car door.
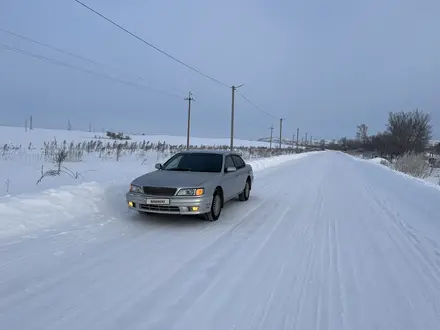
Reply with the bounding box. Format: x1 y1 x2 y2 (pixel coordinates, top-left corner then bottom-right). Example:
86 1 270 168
231 154 247 193
222 155 238 200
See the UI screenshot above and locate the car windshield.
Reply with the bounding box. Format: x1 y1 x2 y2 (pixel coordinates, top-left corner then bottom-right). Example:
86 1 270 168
162 153 223 172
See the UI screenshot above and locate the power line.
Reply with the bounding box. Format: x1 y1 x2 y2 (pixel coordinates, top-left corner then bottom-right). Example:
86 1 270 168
1 27 114 72
71 0 230 88
0 26 187 96
3 2 281 122
237 91 278 119
0 43 183 99
71 0 281 121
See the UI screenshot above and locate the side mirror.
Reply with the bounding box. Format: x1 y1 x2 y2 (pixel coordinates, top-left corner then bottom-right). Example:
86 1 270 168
155 163 162 170
225 166 237 173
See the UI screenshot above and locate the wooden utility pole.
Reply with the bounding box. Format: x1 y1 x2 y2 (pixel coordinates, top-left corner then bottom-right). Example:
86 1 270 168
279 118 285 149
305 132 308 146
296 128 299 148
230 84 243 151
269 125 274 151
185 91 195 150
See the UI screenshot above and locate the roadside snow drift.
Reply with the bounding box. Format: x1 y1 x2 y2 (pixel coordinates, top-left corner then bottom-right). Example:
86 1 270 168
0 182 105 238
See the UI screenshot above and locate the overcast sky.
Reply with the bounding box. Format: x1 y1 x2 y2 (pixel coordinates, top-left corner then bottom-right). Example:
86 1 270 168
1 0 439 141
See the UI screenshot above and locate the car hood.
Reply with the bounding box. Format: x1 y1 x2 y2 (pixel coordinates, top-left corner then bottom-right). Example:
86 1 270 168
132 170 219 188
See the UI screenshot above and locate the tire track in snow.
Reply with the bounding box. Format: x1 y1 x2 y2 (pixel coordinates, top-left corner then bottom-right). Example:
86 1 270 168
0 170 283 323
358 179 440 324
340 154 440 328
100 183 301 330
34 157 312 330
141 158 329 330
363 179 440 286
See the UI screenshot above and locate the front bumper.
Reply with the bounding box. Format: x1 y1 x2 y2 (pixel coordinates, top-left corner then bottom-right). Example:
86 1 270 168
125 192 213 215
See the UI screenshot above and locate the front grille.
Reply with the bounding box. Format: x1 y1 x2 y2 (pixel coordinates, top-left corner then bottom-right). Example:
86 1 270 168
142 186 177 196
139 204 180 213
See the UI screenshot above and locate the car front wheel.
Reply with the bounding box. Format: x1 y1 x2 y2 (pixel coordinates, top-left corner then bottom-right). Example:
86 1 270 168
204 190 222 221
238 179 251 201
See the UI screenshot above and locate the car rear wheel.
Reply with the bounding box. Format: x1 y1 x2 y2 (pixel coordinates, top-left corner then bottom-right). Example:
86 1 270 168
238 179 251 201
204 190 222 221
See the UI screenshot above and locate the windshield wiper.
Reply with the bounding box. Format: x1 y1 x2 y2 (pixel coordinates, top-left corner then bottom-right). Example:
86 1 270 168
166 168 192 171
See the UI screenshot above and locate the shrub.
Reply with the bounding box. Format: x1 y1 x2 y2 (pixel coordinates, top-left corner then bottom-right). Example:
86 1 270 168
393 151 432 178
379 159 391 167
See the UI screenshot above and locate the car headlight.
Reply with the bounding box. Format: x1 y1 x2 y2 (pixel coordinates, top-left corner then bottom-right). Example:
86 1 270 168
177 188 204 196
130 184 143 193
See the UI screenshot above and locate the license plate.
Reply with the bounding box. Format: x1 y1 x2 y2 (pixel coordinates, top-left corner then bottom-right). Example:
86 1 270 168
146 198 170 205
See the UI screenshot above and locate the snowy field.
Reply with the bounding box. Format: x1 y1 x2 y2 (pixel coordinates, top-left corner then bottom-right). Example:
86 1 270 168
1 126 440 329
0 125 275 149
0 125 280 196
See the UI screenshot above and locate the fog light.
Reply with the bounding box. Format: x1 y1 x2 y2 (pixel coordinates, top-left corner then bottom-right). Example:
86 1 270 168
128 201 134 207
191 206 199 211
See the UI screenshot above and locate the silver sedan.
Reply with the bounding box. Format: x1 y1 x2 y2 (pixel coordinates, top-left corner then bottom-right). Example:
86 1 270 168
126 150 254 221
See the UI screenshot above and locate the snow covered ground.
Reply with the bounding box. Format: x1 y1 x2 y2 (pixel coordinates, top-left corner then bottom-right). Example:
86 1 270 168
0 152 310 239
0 125 284 196
1 150 440 329
366 156 440 187
0 125 274 149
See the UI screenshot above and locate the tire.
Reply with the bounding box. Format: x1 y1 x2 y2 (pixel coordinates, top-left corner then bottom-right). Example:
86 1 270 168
204 190 222 221
238 179 251 201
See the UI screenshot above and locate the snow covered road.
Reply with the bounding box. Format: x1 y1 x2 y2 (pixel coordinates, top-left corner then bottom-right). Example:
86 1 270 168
1 151 440 329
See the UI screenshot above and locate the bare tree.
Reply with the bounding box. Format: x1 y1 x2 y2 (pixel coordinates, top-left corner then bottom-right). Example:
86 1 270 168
386 109 432 154
54 149 68 173
116 143 123 161
356 124 368 144
36 149 84 185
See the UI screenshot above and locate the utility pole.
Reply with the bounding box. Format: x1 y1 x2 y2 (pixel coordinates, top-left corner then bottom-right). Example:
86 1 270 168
310 135 313 146
29 115 33 130
25 118 28 132
185 91 195 150
292 134 295 150
230 84 243 151
89 123 92 132
68 119 72 131
305 132 308 146
296 128 300 148
279 117 285 149
269 125 274 151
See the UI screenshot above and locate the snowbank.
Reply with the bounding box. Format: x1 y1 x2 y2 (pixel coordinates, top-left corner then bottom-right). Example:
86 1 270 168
353 155 440 192
0 182 106 238
0 152 320 239
367 157 391 167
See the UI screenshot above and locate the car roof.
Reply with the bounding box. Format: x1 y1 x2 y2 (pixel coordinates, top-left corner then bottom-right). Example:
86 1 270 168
179 149 232 156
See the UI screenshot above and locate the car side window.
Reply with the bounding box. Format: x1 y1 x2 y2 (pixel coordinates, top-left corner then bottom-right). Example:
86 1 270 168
163 155 182 169
231 155 245 169
224 156 235 171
